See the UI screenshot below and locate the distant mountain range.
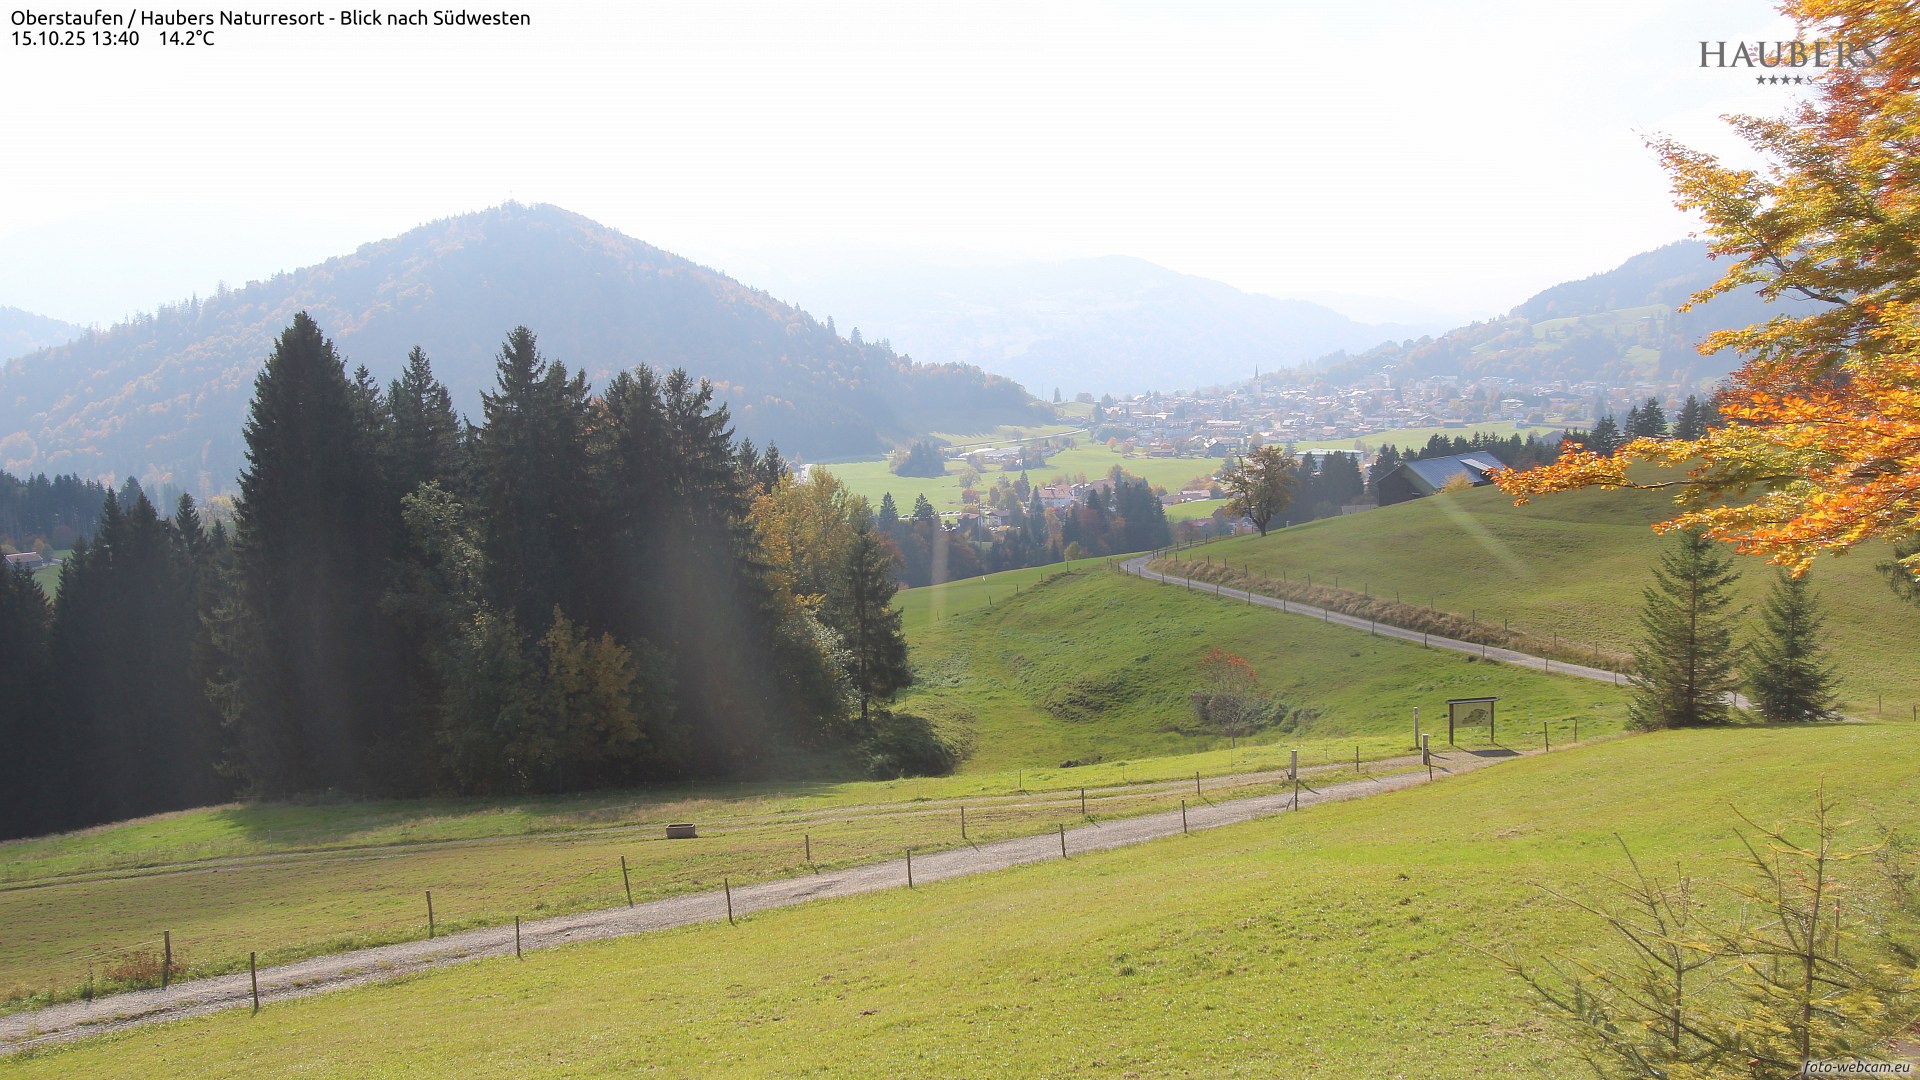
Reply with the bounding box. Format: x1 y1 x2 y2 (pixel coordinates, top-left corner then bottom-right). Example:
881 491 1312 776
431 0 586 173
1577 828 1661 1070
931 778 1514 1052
1311 240 1808 389
753 256 1433 397
0 205 1046 492
0 307 81 362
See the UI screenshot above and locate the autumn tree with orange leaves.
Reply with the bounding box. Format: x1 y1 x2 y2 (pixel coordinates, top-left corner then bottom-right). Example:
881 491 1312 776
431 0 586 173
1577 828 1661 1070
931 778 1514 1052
1495 0 1920 590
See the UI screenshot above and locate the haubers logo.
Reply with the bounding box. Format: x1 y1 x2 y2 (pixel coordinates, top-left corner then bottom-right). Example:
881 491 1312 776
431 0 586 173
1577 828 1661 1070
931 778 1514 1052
1700 39 1877 68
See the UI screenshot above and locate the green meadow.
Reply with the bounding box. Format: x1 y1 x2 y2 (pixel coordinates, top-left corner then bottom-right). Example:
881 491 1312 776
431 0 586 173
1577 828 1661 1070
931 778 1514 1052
897 566 1629 773
0 562 1626 1013
8 723 1916 1077
1190 481 1920 716
814 444 1226 516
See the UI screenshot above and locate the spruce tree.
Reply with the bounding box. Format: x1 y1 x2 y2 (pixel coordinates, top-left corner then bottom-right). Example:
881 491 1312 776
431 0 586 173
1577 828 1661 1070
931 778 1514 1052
473 327 595 637
1744 571 1840 722
1673 394 1710 440
0 562 54 838
1586 415 1622 456
51 490 225 821
1629 396 1669 438
825 518 912 722
1629 530 1743 729
387 346 464 499
228 313 404 795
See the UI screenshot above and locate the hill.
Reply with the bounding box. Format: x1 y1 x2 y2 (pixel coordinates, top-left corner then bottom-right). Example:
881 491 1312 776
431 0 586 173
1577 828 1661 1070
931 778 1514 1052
1312 240 1816 391
1179 481 1920 715
9 723 1916 1076
0 204 1047 492
756 256 1421 397
0 308 80 363
897 566 1630 771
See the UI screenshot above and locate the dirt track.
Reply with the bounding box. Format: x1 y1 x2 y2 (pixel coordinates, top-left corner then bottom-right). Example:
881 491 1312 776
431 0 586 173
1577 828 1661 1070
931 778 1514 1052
0 746 1522 1054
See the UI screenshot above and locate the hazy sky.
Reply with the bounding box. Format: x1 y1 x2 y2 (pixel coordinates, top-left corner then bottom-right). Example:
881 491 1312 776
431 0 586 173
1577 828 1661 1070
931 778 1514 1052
1 0 1797 327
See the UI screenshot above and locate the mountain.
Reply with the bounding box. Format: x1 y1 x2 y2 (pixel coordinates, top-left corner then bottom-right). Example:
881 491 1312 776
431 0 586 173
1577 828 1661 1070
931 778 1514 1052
0 307 82 361
752 256 1422 397
0 205 1047 492
1311 240 1810 390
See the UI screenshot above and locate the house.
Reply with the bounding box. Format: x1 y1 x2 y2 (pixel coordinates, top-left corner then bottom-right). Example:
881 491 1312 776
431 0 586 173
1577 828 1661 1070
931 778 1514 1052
1373 451 1507 506
5 551 47 572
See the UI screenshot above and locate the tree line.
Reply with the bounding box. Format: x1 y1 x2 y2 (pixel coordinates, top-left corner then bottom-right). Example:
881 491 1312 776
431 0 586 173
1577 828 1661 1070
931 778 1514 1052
0 471 111 553
0 314 931 841
874 467 1172 587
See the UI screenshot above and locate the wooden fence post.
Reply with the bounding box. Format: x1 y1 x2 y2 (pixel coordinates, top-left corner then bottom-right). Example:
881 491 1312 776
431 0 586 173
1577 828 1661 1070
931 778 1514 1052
426 891 435 939
162 930 171 989
724 876 734 925
1059 823 1067 858
250 952 259 1014
1181 800 1188 833
621 856 634 907
515 916 522 959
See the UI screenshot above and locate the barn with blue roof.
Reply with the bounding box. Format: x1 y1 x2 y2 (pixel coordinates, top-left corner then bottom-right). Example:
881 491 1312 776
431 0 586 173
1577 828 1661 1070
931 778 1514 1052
1374 451 1507 506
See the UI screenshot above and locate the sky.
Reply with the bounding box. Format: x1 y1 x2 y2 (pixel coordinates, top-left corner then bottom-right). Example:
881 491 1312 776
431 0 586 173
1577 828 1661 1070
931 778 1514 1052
0 0 1801 328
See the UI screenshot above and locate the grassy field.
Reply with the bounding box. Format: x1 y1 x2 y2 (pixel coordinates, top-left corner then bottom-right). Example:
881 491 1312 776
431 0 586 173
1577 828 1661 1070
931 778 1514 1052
1165 497 1230 521
9 723 1917 1077
26 550 66 597
1295 421 1551 455
898 566 1632 773
1186 481 1920 717
0 755 1399 1012
816 444 1226 516
0 562 1627 1012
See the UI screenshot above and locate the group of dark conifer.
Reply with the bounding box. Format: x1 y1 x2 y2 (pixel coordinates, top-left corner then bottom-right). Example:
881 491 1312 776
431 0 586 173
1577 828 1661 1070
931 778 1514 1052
1629 530 1840 729
1577 393 1719 457
0 314 929 840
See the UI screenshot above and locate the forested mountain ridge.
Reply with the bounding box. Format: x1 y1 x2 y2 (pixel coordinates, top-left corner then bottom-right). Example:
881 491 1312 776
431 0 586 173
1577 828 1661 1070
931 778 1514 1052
1312 240 1810 390
0 306 81 361
0 204 1046 493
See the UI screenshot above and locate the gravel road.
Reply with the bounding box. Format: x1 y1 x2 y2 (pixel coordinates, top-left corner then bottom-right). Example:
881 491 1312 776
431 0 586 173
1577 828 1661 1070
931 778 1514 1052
0 746 1521 1054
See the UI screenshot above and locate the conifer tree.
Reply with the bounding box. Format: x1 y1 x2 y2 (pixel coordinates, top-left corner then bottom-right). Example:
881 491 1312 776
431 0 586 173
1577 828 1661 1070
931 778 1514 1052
1628 530 1742 729
387 346 464 498
1744 571 1840 723
1631 396 1668 438
227 313 404 795
1586 415 1622 457
52 490 225 820
825 518 912 723
473 327 595 637
0 562 54 838
1672 394 1710 440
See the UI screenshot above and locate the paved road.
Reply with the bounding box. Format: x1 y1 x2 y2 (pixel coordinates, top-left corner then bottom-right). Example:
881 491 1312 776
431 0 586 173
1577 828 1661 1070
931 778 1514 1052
0 747 1522 1054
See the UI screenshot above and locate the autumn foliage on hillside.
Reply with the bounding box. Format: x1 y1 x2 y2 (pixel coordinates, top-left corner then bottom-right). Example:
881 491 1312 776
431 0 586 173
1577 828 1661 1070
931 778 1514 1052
1496 0 1920 585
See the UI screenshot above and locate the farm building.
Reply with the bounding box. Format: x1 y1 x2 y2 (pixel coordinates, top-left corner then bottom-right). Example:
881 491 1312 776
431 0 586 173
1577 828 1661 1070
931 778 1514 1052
1373 451 1506 506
